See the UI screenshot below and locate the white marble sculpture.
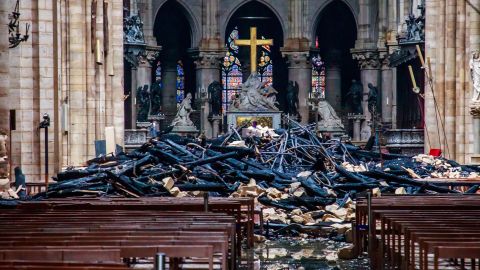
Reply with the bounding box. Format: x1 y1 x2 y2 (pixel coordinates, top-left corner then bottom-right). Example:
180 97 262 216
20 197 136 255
0 133 7 161
229 74 279 111
317 99 344 129
171 93 194 127
471 51 480 102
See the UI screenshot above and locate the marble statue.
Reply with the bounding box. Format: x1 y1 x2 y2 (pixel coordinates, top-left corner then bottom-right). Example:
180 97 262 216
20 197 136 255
367 83 379 115
317 99 344 129
208 81 223 116
286 81 299 116
0 130 7 161
471 51 480 102
172 93 194 127
346 79 364 114
229 74 279 111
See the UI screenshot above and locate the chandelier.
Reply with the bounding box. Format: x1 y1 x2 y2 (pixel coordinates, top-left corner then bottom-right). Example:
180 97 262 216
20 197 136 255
8 0 30 49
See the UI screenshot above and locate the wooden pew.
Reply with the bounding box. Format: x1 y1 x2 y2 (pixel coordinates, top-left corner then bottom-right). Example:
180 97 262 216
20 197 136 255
355 195 480 270
0 197 245 269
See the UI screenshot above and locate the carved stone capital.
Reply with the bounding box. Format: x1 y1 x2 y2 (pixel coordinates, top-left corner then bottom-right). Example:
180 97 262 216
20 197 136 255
378 48 390 68
283 51 310 68
351 49 381 70
471 102 480 118
192 51 224 69
138 46 161 66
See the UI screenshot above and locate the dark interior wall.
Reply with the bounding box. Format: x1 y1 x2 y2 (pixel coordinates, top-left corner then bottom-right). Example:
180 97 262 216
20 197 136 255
397 60 424 129
225 1 288 111
124 61 132 129
153 0 195 99
314 1 358 108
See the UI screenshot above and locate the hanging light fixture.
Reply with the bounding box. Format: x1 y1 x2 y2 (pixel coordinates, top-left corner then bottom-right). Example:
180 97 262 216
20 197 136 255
8 0 30 49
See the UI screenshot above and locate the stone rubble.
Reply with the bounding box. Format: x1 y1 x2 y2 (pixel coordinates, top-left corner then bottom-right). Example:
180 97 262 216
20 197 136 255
2 122 479 263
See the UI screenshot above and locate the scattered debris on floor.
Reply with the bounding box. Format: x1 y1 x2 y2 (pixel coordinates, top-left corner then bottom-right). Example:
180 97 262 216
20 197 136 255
243 238 370 270
3 120 479 266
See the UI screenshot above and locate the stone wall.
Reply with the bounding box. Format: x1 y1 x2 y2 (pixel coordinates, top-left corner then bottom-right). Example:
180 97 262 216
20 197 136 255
0 0 124 182
425 0 478 163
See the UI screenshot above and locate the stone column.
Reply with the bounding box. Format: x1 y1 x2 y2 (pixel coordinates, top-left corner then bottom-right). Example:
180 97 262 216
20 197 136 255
380 54 393 125
472 106 480 154
130 66 138 126
284 52 311 124
210 115 222 138
0 0 9 133
193 51 222 137
324 50 342 113
161 62 178 123
135 58 152 124
351 49 381 141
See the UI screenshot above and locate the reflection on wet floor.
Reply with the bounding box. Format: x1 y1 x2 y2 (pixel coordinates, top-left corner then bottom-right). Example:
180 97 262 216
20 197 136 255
240 238 370 270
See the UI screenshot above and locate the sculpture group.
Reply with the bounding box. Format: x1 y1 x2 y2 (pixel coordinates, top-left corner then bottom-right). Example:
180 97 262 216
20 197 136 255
229 74 279 111
172 93 194 127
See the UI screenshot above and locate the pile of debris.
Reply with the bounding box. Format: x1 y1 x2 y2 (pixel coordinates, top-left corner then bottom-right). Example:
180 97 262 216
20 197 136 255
7 121 480 240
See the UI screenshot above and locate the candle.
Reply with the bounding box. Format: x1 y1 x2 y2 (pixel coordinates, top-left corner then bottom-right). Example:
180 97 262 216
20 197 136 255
416 45 425 68
408 65 417 89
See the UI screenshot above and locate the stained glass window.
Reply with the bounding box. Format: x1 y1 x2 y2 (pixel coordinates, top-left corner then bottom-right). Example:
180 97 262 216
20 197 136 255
222 27 242 112
176 60 185 104
155 61 162 86
311 54 326 98
258 40 273 86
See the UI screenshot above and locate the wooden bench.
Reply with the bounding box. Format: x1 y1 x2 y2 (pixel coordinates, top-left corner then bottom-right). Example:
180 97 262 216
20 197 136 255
355 195 480 270
0 198 245 269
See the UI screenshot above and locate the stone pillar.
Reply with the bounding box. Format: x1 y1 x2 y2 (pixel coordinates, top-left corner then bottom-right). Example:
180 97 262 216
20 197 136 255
380 55 393 125
348 114 365 142
324 50 342 113
472 106 480 154
284 52 311 124
134 59 152 124
162 62 178 123
0 0 9 133
210 115 222 138
193 52 222 137
351 49 381 141
130 67 138 126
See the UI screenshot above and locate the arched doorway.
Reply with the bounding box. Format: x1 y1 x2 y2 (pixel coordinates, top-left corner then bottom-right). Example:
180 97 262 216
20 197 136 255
312 1 358 128
223 1 287 112
154 0 195 122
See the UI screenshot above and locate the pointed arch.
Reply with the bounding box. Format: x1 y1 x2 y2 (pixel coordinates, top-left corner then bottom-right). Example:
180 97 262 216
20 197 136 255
310 0 358 48
153 0 200 47
220 0 286 46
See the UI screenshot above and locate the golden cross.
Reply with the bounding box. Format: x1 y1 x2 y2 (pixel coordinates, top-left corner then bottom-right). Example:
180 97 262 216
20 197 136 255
234 27 273 74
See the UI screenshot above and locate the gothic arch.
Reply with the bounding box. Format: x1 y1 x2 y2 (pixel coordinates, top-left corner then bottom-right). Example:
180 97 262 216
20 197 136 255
310 0 358 47
220 0 287 46
153 0 201 47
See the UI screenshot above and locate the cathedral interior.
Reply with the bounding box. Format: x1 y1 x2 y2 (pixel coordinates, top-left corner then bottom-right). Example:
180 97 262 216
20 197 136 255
0 0 479 269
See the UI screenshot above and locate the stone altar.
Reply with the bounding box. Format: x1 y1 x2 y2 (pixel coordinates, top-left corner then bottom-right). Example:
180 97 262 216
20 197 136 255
124 129 149 152
226 74 281 129
226 111 282 129
384 129 424 155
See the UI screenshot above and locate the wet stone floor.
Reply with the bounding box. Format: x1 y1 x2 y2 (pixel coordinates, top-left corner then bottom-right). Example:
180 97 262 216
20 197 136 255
240 238 371 270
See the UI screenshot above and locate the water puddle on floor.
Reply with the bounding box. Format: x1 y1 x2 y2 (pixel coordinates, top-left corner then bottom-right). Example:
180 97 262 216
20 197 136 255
240 238 370 270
